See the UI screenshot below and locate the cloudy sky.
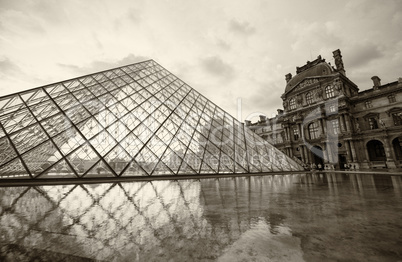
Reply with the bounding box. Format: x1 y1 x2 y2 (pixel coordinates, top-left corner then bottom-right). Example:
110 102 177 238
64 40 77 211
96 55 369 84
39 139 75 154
1 0 401 121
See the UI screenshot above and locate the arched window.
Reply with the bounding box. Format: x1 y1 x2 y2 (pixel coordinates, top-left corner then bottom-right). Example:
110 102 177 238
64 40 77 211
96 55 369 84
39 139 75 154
306 92 313 105
289 98 296 110
392 137 402 160
367 140 386 161
325 85 335 98
308 122 320 139
388 94 396 103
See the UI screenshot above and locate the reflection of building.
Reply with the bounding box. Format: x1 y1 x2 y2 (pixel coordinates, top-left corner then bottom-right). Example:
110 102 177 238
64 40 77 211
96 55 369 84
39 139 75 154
248 49 402 170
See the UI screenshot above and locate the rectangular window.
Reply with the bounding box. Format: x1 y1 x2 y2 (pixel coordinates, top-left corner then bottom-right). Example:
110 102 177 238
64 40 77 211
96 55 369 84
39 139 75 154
331 119 340 134
388 94 396 103
325 86 335 98
365 101 372 108
293 127 299 140
308 122 320 140
289 98 296 110
306 92 314 105
368 118 378 129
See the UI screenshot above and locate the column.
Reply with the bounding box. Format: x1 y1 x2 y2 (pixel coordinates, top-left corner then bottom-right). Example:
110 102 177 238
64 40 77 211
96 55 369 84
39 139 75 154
285 127 290 141
345 114 352 132
319 119 326 135
288 147 293 158
298 123 303 140
326 142 334 163
383 137 397 168
345 140 353 162
303 146 310 163
359 139 371 169
301 145 306 163
340 114 346 132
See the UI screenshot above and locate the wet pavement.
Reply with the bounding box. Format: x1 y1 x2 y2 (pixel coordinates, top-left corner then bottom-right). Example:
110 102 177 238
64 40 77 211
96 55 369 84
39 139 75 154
0 173 401 261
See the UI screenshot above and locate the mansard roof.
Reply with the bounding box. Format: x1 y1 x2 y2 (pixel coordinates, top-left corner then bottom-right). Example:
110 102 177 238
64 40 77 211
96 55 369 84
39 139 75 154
285 59 335 94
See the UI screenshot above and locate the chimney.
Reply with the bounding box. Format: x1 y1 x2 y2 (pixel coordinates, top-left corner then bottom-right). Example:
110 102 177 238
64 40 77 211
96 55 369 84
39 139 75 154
371 76 381 89
277 109 284 115
259 115 267 122
285 73 292 83
398 77 402 88
332 49 345 75
245 120 251 126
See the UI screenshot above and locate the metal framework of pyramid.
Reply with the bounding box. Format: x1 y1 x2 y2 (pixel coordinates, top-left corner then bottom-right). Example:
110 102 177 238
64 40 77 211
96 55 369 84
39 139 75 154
0 60 302 181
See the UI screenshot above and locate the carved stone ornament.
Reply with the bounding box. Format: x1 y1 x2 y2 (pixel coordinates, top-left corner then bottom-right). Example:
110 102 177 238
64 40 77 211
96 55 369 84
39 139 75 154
354 119 360 132
315 88 323 98
299 78 319 89
296 95 303 105
334 80 344 94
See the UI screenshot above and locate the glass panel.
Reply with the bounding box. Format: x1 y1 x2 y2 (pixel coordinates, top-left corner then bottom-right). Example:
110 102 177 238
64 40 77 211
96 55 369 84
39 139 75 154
10 124 49 155
104 144 132 175
0 158 29 179
69 142 100 176
38 158 77 179
20 140 61 175
0 95 25 115
0 137 18 167
84 159 115 178
2 107 36 134
0 60 302 180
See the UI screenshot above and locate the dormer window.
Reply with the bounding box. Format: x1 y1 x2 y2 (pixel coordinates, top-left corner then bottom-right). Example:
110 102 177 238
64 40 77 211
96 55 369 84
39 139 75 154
289 98 296 110
325 85 335 98
365 101 373 109
388 94 396 103
306 92 314 105
328 104 337 113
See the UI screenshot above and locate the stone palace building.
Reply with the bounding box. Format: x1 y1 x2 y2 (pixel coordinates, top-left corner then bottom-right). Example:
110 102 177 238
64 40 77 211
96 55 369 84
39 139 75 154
247 49 402 170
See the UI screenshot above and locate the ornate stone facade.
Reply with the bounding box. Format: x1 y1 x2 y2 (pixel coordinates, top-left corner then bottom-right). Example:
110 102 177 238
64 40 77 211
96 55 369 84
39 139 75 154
248 49 402 170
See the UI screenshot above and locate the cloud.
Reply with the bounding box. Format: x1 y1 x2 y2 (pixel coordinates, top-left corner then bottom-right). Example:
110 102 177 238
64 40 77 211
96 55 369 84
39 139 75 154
229 19 256 35
216 39 231 50
200 56 235 80
290 21 342 53
58 54 150 75
126 8 142 23
0 57 21 75
346 43 383 68
245 81 284 116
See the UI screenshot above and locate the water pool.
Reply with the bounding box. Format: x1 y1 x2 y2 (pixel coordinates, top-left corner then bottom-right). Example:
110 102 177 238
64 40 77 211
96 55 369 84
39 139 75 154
0 173 401 261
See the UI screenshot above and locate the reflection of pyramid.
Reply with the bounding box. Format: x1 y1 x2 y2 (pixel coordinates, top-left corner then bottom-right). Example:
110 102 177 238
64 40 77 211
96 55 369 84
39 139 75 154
0 60 301 179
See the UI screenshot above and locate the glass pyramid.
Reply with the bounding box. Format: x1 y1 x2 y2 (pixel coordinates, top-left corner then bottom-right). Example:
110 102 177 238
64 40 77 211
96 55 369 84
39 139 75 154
0 60 302 180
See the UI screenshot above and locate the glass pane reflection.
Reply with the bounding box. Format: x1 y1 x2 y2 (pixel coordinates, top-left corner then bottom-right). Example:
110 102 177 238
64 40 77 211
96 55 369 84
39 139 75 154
0 173 402 261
